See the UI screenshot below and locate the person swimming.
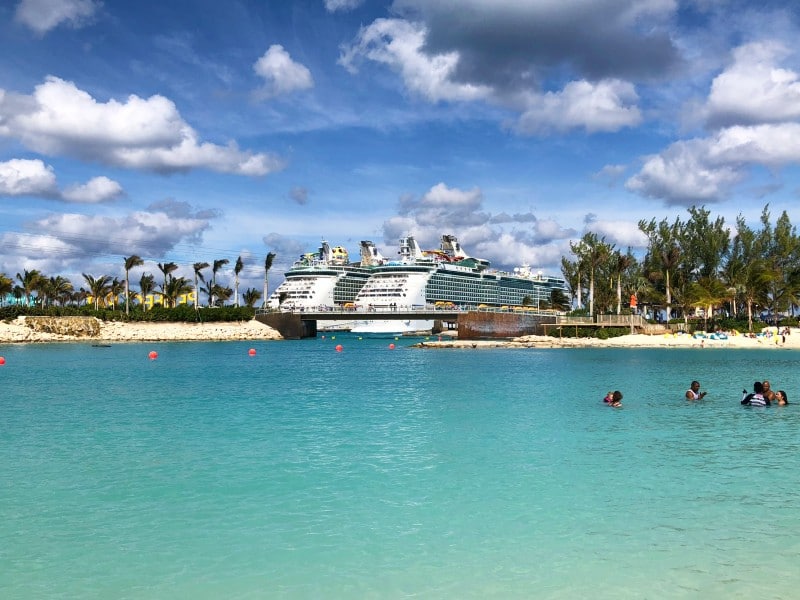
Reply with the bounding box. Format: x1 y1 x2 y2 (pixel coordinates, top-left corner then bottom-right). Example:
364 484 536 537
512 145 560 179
741 381 769 407
603 391 614 404
686 380 707 400
776 390 789 406
609 391 623 407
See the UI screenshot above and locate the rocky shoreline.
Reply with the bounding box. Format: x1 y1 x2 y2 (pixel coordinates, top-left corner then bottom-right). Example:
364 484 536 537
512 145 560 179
0 316 283 343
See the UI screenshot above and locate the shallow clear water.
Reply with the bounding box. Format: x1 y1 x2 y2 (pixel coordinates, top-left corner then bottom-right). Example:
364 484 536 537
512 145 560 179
2 337 799 599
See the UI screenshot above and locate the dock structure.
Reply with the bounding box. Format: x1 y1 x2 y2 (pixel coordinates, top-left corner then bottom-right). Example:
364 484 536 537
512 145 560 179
256 308 648 340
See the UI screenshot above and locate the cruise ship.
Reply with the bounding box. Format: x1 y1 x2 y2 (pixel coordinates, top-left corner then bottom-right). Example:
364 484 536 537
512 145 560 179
266 240 385 329
268 234 567 334
349 235 566 333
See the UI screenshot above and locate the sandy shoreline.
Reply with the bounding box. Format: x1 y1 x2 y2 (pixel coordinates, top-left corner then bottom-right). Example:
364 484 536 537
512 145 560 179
0 317 283 344
2 316 798 349
416 328 800 350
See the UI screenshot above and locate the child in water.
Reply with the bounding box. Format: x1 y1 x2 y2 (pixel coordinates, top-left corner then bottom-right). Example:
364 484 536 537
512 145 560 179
603 391 614 404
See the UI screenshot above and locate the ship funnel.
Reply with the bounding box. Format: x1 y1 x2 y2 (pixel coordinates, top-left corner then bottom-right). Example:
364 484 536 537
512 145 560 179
441 234 469 259
399 235 424 261
360 240 385 266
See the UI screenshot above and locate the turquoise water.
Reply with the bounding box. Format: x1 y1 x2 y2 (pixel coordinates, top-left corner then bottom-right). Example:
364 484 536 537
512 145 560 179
2 337 799 599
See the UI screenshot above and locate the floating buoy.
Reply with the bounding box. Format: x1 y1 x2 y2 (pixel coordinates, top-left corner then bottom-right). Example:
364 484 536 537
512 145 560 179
389 343 395 350
358 336 362 340
148 350 158 360
0 356 5 365
321 335 326 340
248 348 256 356
331 336 336 340
335 344 343 352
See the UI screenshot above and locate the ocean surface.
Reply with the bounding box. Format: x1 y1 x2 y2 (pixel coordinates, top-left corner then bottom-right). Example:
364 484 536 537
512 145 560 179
2 336 799 599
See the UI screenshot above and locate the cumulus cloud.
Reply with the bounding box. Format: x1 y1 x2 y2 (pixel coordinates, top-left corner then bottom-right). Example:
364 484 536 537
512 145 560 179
0 201 217 276
704 42 800 128
339 18 492 103
516 79 642 134
0 158 58 197
628 118 800 205
324 0 363 12
626 138 743 204
340 13 644 133
380 182 576 271
253 45 314 99
0 76 285 176
0 158 122 203
582 216 649 248
391 0 679 87
15 0 99 35
61 176 123 203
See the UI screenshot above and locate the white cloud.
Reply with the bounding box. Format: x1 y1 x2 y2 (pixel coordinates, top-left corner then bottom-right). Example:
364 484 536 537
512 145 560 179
340 17 640 134
0 76 285 176
516 79 642 134
0 158 123 203
627 122 800 204
15 0 99 35
626 138 743 204
582 218 649 248
339 18 492 103
0 158 58 196
61 176 123 203
324 0 363 12
705 42 800 127
253 45 314 99
381 182 574 272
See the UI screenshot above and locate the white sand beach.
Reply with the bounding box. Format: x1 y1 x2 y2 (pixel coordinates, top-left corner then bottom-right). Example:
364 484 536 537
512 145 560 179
2 316 798 349
0 316 283 343
417 328 800 350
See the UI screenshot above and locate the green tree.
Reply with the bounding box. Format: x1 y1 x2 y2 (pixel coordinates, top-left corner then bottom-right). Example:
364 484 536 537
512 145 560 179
243 287 262 308
233 255 244 307
263 252 276 308
157 262 179 296
193 262 209 311
139 273 156 311
123 255 144 315
210 259 229 306
15 269 43 307
161 276 193 308
82 273 112 310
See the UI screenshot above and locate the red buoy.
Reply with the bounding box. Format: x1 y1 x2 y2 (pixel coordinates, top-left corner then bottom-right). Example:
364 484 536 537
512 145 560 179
148 350 158 360
248 348 256 356
335 344 343 352
389 343 395 350
0 356 5 365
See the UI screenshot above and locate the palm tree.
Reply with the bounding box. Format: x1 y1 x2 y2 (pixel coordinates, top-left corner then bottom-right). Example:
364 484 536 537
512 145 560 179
613 250 633 315
108 277 125 310
263 252 276 308
82 274 112 310
48 276 74 307
243 287 262 308
233 255 244 307
193 262 209 311
139 273 156 311
123 255 144 315
161 276 193 308
211 259 229 306
0 273 13 305
157 262 179 296
15 269 43 307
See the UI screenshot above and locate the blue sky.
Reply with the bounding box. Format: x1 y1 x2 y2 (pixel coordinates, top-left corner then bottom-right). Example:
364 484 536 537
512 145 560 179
2 0 800 294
